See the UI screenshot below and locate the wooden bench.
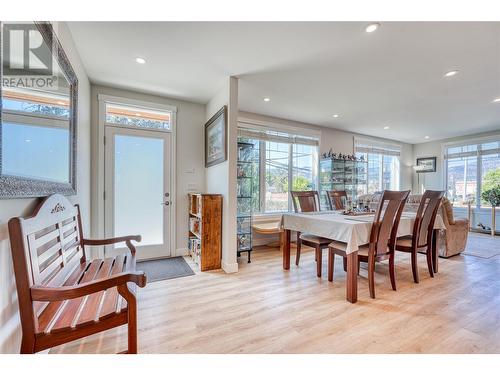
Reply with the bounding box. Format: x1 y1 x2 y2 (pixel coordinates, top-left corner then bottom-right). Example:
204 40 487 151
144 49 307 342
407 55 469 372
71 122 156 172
252 221 283 248
8 194 147 354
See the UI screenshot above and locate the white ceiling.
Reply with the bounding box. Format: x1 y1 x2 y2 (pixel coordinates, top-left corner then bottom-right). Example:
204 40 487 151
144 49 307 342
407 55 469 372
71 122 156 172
67 22 500 144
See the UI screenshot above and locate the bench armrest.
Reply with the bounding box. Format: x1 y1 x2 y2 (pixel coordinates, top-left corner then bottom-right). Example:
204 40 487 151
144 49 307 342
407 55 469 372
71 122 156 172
83 235 141 255
30 271 147 302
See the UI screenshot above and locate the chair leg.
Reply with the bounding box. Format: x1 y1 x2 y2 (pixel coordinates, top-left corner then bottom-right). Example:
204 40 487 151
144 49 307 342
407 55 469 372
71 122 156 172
389 253 396 291
127 301 138 354
343 257 347 272
328 250 334 281
368 255 376 299
118 285 138 354
295 232 301 266
426 246 434 278
20 336 35 354
316 246 322 277
411 249 419 283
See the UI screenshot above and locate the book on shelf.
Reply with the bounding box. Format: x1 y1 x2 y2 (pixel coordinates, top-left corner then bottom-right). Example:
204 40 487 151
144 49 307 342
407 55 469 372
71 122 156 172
189 217 200 234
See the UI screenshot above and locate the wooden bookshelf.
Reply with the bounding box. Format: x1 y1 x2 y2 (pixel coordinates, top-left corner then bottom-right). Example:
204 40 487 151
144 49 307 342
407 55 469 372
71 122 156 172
188 193 223 271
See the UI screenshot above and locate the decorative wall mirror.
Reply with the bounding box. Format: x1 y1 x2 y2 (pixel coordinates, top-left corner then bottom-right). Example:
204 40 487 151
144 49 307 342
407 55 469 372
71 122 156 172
0 22 78 198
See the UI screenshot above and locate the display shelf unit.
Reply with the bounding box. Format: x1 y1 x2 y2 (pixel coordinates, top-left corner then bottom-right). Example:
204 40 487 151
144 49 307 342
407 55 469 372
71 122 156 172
237 141 255 263
188 193 222 271
319 158 367 210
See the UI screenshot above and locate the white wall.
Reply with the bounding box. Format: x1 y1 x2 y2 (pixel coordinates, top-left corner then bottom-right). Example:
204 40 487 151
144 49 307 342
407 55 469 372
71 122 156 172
0 22 92 353
412 141 445 192
205 77 239 273
90 85 206 254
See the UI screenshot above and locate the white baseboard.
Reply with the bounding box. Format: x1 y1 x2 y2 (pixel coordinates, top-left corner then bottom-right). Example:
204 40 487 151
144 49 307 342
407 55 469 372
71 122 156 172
175 247 189 257
222 260 238 273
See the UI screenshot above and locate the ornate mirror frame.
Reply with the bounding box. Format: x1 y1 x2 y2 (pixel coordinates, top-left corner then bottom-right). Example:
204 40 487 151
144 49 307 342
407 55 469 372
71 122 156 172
0 22 78 198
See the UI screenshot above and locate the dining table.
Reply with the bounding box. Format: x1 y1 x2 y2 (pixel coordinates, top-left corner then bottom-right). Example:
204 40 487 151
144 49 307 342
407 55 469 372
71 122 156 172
281 210 446 303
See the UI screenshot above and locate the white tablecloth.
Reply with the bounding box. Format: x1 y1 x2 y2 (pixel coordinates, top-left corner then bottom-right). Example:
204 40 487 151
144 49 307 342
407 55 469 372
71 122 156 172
282 211 445 254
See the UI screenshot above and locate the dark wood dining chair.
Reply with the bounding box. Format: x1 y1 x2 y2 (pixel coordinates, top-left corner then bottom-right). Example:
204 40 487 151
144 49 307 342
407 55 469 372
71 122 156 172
290 191 332 277
326 190 348 210
395 190 445 283
327 190 410 299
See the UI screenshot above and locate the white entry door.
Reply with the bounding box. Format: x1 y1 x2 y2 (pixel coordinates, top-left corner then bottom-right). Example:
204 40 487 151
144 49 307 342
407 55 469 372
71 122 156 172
104 126 172 260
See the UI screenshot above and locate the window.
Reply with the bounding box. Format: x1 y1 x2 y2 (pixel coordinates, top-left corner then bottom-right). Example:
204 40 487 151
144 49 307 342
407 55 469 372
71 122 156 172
265 141 290 212
445 138 500 208
1 87 70 183
105 103 171 131
354 138 401 193
238 126 319 213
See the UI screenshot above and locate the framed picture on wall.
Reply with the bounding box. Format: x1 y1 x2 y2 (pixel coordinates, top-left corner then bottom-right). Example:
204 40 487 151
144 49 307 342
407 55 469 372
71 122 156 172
416 157 437 173
205 106 227 167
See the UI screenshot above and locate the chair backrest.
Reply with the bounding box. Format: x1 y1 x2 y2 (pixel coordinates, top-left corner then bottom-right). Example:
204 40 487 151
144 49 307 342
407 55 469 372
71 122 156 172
291 191 320 213
8 194 86 328
413 190 445 248
370 190 410 255
326 190 347 210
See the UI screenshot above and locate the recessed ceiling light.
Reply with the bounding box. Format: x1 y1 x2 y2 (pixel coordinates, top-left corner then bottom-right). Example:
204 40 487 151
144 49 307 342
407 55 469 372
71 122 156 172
135 57 146 64
444 70 459 77
365 23 380 33
263 97 271 102
383 126 390 130
424 136 430 139
332 114 340 118
493 98 500 103
25 139 31 143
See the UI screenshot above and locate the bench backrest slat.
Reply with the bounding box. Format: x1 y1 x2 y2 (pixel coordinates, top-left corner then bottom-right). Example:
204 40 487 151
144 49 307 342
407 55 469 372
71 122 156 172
8 194 87 330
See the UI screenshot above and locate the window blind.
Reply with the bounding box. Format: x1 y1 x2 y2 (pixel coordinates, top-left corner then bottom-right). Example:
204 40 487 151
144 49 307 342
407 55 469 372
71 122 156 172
444 140 500 159
354 137 401 156
238 127 319 146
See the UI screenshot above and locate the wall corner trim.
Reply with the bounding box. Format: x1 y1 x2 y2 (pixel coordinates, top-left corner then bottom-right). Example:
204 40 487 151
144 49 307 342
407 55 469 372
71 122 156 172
221 260 239 273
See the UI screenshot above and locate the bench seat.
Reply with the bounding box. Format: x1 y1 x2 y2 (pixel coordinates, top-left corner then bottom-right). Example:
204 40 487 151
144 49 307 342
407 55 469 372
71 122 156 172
37 255 136 335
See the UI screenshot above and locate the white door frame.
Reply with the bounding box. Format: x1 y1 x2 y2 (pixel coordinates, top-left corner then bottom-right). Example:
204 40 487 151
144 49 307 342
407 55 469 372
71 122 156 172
104 125 172 260
94 94 177 259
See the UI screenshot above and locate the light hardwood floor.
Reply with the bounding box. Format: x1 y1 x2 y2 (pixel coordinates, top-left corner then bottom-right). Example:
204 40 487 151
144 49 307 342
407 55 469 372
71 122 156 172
51 240 500 354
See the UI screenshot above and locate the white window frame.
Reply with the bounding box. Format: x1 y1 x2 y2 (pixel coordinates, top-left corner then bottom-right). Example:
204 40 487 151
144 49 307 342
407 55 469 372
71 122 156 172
442 133 500 211
354 137 401 193
2 110 69 129
238 118 320 215
93 94 178 258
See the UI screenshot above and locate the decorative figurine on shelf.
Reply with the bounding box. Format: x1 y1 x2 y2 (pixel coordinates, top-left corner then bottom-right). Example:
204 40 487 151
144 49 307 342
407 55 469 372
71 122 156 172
321 148 367 161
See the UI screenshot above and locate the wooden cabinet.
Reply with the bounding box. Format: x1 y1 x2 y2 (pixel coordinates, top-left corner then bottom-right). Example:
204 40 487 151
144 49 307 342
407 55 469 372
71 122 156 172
188 193 222 271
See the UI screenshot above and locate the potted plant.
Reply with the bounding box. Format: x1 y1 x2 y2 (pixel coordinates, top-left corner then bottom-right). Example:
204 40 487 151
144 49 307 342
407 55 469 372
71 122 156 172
481 186 500 236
